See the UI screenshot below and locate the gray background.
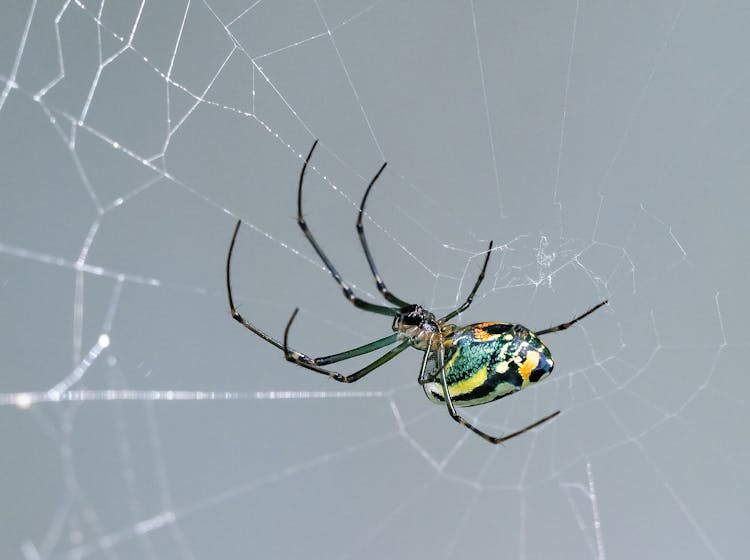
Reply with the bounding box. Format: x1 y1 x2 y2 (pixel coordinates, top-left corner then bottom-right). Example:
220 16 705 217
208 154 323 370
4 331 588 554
1 1 748 559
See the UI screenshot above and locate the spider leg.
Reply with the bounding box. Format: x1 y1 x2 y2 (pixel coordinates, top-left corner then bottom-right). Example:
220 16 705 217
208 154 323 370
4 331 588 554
227 220 290 353
356 162 411 308
227 220 400 365
429 337 560 444
297 141 398 317
283 308 410 382
535 300 608 336
439 240 494 323
311 332 400 366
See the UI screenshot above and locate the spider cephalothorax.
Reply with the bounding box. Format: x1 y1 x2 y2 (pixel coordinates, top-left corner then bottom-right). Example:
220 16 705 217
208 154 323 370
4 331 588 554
226 140 608 444
392 304 443 350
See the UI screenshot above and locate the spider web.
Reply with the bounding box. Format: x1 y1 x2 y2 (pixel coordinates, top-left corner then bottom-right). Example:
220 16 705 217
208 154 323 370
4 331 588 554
1 1 748 559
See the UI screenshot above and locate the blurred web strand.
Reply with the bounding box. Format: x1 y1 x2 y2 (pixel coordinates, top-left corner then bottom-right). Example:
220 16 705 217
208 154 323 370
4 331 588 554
595 1 686 193
552 0 580 207
60 431 399 560
470 0 505 216
0 0 36 111
1 389 388 408
560 461 606 560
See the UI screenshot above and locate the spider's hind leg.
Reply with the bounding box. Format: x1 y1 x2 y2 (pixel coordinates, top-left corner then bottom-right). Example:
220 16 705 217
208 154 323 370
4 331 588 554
429 341 560 444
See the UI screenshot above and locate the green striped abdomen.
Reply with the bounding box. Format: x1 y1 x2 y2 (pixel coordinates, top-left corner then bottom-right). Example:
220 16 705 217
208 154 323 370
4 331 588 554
422 322 554 407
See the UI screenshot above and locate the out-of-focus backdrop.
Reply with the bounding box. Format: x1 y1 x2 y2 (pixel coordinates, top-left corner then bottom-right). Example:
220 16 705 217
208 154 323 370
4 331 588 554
1 2 748 559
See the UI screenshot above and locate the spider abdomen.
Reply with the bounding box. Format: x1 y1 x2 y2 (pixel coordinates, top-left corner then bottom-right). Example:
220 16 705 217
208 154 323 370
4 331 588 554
422 322 554 407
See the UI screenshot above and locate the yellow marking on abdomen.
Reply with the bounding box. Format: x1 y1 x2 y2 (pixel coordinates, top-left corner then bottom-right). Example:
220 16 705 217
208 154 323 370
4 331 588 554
518 351 540 387
449 366 488 397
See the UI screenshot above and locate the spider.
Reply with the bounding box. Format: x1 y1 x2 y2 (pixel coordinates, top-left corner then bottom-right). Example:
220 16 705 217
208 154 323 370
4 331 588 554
226 140 608 444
